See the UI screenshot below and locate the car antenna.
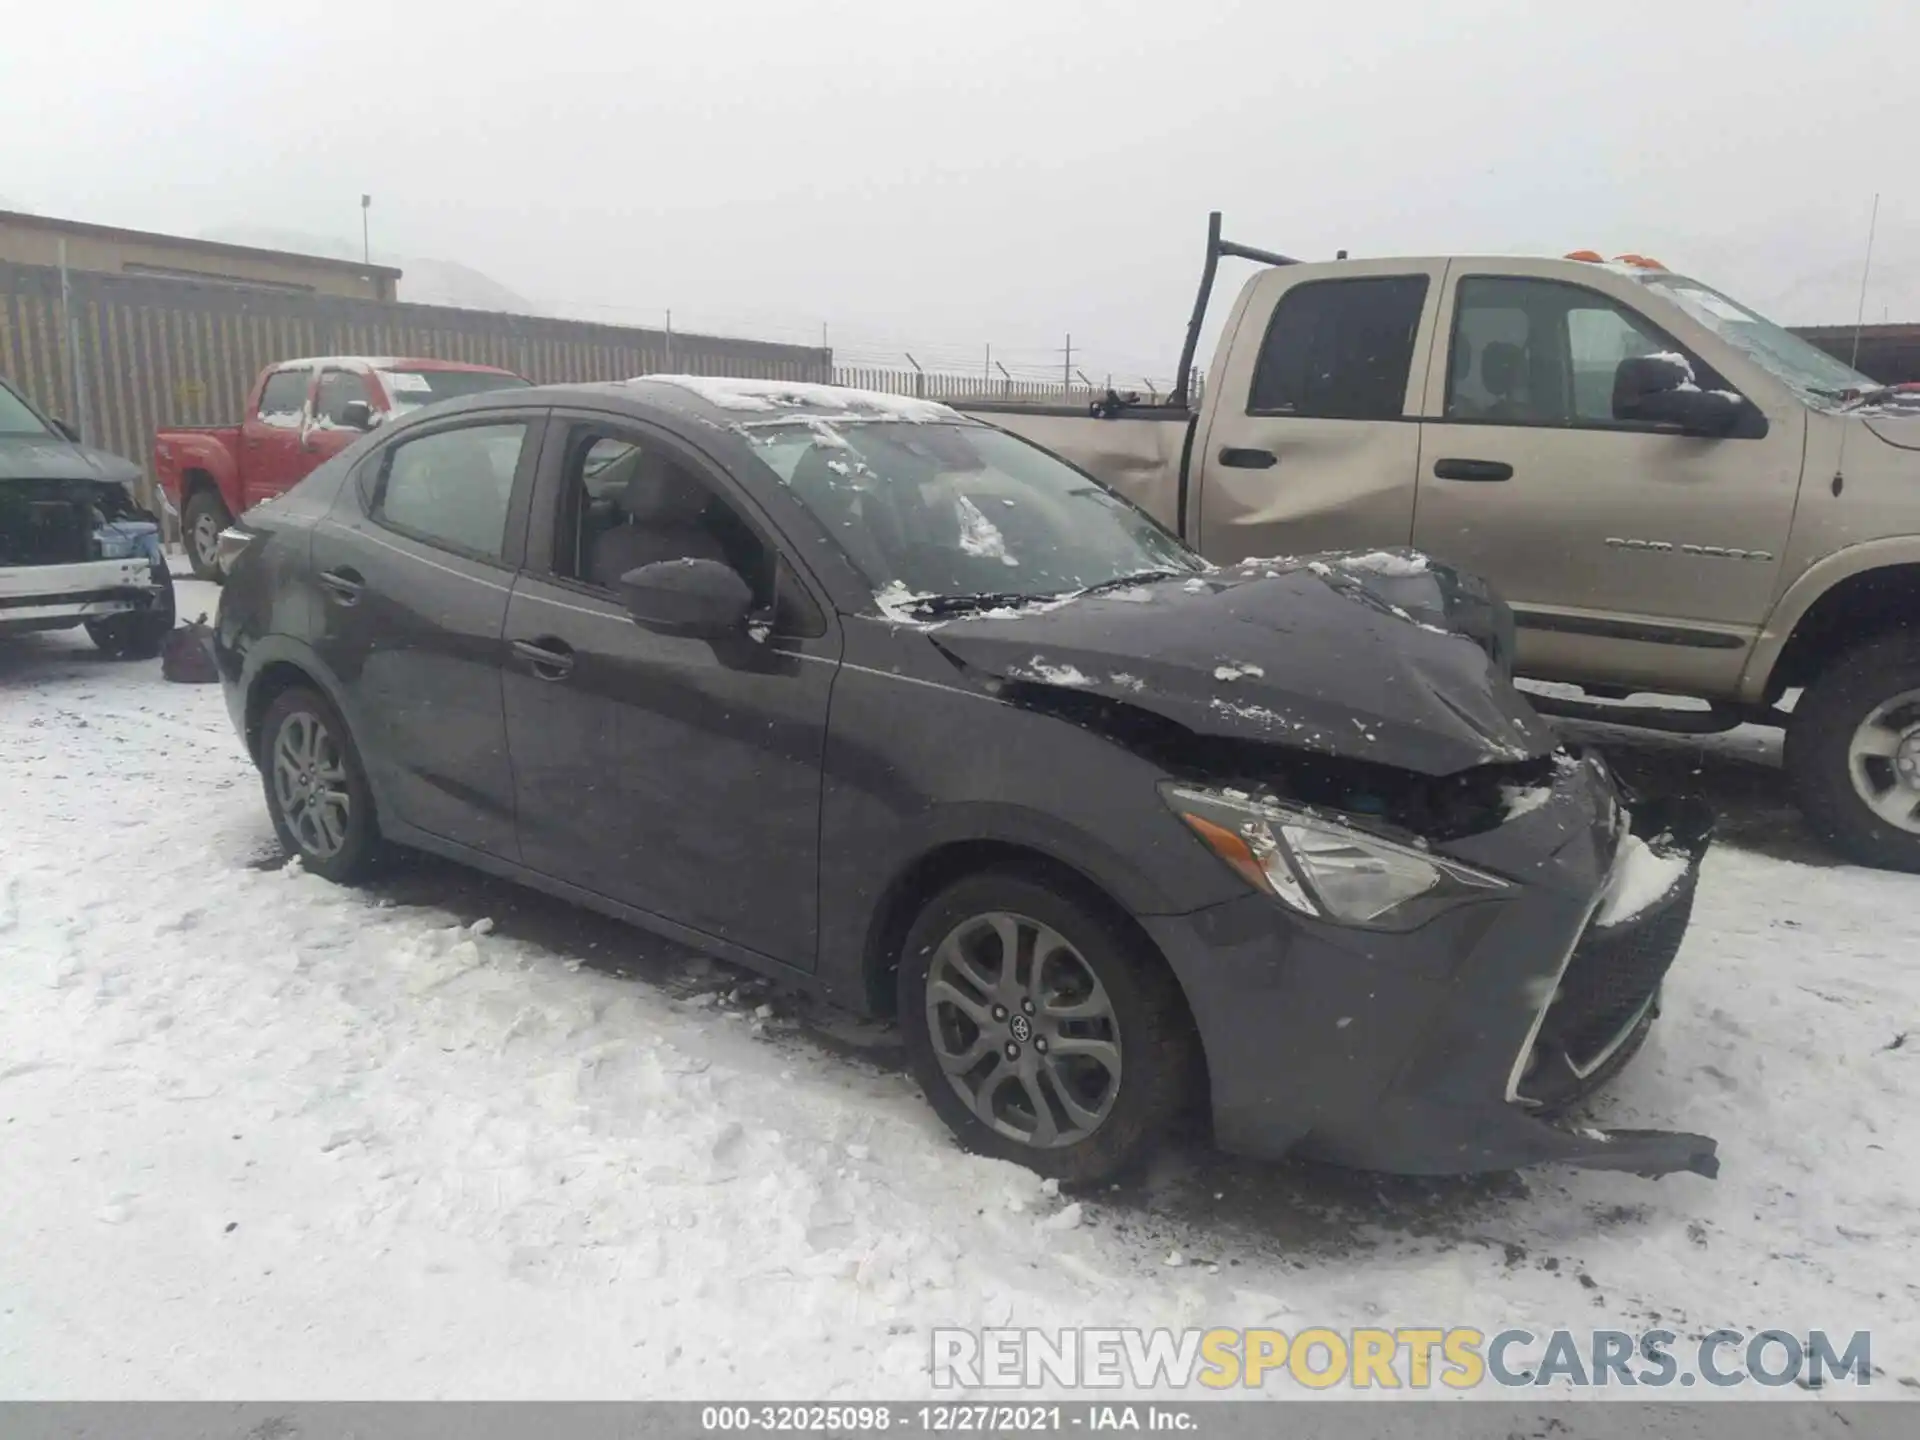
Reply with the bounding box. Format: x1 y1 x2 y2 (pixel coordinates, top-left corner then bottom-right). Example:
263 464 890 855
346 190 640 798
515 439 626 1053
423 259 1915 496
1833 192 1881 496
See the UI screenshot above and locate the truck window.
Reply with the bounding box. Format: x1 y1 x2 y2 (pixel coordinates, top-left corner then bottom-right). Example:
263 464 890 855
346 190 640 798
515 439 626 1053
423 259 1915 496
1247 276 1429 420
1445 276 1724 428
257 369 310 429
315 369 372 427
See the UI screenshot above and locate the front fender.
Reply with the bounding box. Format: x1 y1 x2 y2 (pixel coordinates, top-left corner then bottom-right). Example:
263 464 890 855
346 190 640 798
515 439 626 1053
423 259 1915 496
1742 537 1920 701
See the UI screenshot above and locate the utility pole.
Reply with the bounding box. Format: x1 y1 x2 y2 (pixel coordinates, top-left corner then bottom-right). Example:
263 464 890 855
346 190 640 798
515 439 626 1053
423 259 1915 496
360 194 371 265
665 309 674 371
56 238 90 443
1063 333 1072 389
984 343 991 382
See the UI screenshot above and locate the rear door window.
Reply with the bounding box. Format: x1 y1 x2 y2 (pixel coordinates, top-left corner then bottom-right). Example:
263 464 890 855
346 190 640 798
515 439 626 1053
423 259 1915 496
1247 276 1430 420
373 421 531 562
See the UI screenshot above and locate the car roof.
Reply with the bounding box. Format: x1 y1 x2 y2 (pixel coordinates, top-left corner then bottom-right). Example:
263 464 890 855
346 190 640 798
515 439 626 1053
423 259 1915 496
274 356 519 375
437 374 978 428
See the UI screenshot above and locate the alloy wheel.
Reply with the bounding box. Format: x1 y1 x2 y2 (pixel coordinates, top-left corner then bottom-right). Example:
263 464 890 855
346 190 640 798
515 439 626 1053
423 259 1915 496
1847 688 1920 835
271 711 352 859
924 910 1122 1148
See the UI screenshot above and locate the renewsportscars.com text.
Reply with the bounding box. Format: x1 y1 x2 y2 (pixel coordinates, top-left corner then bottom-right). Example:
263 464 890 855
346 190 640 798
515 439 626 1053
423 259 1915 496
931 1327 1873 1392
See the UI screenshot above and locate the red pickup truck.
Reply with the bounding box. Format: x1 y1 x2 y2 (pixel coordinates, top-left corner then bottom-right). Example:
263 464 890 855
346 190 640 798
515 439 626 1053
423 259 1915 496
155 356 529 578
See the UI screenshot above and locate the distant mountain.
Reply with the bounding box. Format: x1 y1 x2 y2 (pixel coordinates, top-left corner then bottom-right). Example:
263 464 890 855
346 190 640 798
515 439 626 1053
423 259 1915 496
200 225 540 315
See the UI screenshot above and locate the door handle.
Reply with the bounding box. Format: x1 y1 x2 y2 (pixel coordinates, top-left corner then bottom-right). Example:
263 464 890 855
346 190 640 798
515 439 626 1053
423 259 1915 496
512 637 576 681
1432 458 1514 482
1218 447 1278 469
318 567 365 605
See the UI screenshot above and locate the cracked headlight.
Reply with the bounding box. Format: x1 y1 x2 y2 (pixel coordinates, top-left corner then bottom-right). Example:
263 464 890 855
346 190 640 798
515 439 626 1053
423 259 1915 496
1162 784 1512 930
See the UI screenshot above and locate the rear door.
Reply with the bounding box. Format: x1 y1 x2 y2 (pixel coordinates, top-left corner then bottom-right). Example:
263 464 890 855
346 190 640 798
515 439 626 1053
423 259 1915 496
1411 263 1803 693
501 412 839 970
1194 262 1444 562
240 365 316 505
311 409 544 858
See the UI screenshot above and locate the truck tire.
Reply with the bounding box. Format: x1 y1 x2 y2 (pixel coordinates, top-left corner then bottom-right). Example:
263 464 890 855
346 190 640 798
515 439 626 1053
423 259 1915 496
898 870 1197 1184
86 565 176 660
184 489 233 582
1784 632 1920 873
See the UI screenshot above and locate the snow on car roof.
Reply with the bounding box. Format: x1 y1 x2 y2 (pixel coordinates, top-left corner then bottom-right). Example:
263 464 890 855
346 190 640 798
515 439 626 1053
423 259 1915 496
274 356 516 373
625 374 961 423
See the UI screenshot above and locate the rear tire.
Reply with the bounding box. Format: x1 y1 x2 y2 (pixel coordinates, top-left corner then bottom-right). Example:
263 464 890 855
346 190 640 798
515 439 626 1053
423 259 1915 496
1784 633 1920 873
898 870 1196 1184
86 565 175 660
184 489 232 582
258 686 382 883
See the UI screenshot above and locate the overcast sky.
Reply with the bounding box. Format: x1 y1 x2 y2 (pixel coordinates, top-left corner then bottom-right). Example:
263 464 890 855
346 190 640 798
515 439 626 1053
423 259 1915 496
4 0 1915 384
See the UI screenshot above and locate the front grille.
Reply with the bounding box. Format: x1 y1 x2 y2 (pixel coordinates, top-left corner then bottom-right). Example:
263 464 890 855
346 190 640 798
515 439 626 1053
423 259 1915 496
1541 862 1700 1068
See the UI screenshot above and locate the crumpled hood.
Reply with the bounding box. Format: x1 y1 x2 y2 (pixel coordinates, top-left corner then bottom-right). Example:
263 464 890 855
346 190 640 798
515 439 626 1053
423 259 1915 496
929 552 1555 776
0 435 143 487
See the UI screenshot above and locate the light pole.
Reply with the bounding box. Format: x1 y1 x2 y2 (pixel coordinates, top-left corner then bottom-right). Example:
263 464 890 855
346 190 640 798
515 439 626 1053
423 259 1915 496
360 194 371 265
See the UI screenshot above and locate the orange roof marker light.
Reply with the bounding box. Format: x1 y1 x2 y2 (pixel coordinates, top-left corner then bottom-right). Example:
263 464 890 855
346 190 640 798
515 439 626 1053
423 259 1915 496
1564 249 1605 262
1612 253 1669 270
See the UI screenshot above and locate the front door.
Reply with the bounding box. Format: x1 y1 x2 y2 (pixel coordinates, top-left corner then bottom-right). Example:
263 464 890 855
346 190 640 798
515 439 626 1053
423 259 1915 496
1412 266 1804 693
1194 262 1445 562
502 416 839 970
312 411 543 858
308 366 376 468
239 364 316 506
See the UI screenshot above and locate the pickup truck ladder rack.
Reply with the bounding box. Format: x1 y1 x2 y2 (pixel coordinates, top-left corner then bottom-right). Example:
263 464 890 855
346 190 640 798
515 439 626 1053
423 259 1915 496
1170 212 1299 412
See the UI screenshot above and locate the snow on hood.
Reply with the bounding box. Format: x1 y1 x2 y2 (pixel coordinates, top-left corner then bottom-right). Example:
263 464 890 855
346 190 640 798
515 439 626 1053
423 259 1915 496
626 375 960 423
929 553 1554 776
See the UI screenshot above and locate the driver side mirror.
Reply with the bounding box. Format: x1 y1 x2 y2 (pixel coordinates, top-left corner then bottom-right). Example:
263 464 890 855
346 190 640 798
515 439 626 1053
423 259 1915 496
1612 354 1742 436
340 399 378 431
51 417 80 442
618 558 754 638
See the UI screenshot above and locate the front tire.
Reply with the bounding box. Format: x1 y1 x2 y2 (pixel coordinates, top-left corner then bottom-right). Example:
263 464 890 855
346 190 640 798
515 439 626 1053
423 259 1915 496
1785 633 1920 873
898 871 1196 1184
259 686 382 883
86 565 176 660
184 489 233 582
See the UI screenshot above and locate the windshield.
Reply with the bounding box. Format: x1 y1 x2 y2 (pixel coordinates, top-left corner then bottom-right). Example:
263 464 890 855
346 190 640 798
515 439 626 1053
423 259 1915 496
0 381 55 437
1639 274 1876 404
378 368 531 416
748 420 1203 608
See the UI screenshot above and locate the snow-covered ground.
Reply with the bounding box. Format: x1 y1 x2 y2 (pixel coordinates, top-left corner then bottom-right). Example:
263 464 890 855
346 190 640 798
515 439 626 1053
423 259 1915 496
2 577 1917 1398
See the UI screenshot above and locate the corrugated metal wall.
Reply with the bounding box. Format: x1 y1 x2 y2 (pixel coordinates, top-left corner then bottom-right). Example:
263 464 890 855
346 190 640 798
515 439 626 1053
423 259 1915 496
1 261 831 497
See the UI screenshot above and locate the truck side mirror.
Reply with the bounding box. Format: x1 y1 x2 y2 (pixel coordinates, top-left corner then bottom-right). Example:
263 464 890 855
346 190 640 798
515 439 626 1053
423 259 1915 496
1612 354 1741 437
51 417 80 442
340 399 376 431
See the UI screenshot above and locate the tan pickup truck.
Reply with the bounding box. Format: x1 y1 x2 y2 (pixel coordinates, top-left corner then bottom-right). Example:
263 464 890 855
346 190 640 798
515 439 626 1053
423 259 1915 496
968 214 1920 872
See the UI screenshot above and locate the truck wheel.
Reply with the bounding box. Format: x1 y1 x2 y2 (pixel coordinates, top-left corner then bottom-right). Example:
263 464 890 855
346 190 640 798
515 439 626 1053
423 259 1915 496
897 871 1197 1184
184 490 233 581
86 565 176 660
258 686 382 883
1785 633 1920 873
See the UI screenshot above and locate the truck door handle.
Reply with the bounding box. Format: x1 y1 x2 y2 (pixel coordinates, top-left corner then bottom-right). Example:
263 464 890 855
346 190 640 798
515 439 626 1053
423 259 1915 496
1218 447 1277 469
1433 458 1514 482
318 567 365 605
512 637 576 681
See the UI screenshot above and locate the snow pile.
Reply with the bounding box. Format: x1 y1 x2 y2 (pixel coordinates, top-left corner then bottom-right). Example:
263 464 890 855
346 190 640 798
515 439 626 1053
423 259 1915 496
872 580 937 624
1008 657 1093 687
954 496 1017 567
1499 784 1555 821
1592 833 1692 929
1329 551 1431 579
1212 662 1266 682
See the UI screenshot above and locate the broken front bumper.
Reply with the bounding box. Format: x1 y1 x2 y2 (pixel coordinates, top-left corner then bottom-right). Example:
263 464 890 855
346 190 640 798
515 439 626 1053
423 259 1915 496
1140 757 1718 1180
0 557 162 629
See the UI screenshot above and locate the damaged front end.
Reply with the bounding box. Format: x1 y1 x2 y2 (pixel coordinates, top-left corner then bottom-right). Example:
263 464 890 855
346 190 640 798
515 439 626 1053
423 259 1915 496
925 563 1718 1181
0 474 171 638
